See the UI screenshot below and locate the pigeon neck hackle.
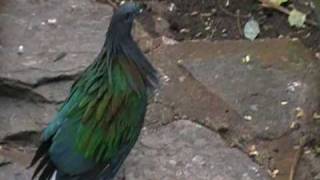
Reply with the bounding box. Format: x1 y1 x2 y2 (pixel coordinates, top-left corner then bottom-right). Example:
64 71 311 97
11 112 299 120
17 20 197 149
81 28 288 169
93 2 158 91
106 2 143 43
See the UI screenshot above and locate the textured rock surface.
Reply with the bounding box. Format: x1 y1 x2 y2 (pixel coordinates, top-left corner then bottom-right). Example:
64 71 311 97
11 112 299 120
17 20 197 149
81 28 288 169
0 162 32 180
182 42 320 140
150 39 320 180
0 0 111 85
0 96 56 139
0 120 271 180
0 0 113 139
151 39 320 141
125 120 270 180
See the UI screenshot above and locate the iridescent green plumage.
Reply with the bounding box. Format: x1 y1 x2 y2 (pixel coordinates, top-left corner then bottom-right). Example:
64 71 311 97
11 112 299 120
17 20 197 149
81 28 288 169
30 3 158 180
65 55 147 162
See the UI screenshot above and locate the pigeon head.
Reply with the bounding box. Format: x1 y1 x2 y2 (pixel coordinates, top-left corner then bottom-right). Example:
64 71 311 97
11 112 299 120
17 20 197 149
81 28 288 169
108 2 146 38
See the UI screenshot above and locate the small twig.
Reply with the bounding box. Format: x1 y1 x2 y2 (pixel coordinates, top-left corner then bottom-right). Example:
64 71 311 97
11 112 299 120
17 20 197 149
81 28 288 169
217 0 251 19
260 0 318 27
289 137 308 180
289 147 302 180
236 10 243 37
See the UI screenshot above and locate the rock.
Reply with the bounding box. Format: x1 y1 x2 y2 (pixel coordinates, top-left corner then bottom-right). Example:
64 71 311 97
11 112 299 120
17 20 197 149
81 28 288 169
33 80 74 103
144 101 175 127
179 39 320 140
0 149 33 180
0 96 56 140
0 0 114 139
0 163 32 180
149 38 320 140
148 39 320 180
0 0 112 86
124 120 270 180
0 120 271 180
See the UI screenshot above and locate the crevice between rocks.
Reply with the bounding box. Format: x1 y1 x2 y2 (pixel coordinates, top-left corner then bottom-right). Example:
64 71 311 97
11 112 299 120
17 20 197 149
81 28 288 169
1 130 41 147
31 73 80 88
0 75 78 104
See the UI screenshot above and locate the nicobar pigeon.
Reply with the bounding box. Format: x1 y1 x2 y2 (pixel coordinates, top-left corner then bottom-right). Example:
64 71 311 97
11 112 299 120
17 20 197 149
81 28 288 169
29 2 158 180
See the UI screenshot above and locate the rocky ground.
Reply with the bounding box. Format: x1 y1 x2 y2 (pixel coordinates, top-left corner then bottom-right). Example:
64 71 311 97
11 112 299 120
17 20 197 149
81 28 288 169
0 0 320 180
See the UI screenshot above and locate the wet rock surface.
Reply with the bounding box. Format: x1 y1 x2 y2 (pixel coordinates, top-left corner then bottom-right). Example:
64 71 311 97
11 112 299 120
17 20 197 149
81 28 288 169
1 0 320 180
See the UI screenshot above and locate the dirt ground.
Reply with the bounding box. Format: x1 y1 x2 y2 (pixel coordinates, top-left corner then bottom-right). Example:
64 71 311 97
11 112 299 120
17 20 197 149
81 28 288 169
109 0 320 53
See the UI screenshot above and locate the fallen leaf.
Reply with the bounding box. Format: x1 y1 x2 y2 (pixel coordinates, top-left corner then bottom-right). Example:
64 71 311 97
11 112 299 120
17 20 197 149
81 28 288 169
270 0 288 6
313 112 320 120
295 107 305 118
244 115 253 121
248 145 259 156
288 9 306 28
268 169 280 178
244 18 260 41
241 55 251 64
